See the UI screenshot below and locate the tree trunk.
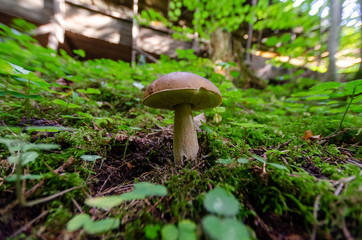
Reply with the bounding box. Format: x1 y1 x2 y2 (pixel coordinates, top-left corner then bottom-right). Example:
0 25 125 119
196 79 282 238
210 28 266 89
356 0 362 79
326 0 343 81
210 28 233 62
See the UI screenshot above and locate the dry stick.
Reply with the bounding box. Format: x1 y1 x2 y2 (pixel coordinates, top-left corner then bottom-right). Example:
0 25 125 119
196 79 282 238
262 152 267 173
311 195 321 240
275 138 294 151
244 200 277 240
147 196 166 213
98 172 114 194
191 160 205 171
25 186 80 206
342 217 355 240
10 210 50 238
72 198 83 213
0 157 75 214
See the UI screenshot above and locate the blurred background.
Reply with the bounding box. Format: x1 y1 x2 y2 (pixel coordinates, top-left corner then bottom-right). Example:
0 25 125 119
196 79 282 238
0 0 361 86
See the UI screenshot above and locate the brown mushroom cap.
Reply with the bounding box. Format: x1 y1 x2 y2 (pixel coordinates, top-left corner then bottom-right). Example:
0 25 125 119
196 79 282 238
143 72 222 110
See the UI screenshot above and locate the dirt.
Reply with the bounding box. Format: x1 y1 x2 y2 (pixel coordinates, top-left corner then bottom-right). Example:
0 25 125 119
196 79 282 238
0 118 359 239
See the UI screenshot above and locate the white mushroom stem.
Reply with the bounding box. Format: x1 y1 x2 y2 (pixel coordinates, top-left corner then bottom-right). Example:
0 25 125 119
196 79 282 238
173 103 199 164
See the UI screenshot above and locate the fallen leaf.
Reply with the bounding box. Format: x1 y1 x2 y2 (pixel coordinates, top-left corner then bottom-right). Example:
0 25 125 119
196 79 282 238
302 130 322 141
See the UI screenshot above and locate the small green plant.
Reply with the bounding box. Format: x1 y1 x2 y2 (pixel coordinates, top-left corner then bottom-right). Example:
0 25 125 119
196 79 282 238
202 187 251 240
67 213 120 234
161 220 197 240
85 182 167 210
67 182 167 235
0 134 75 206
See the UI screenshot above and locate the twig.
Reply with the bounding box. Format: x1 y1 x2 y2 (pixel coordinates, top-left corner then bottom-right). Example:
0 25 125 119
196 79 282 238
10 210 50 238
275 138 294 151
98 172 113 194
25 186 80 206
342 218 354 240
262 152 267 173
72 198 83 213
334 183 344 196
191 160 205 170
244 199 277 240
147 196 165 213
311 195 321 240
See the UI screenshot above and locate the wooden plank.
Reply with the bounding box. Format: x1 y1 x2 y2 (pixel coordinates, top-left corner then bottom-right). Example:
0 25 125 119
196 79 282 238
138 27 192 58
62 30 132 61
64 3 132 46
0 0 52 24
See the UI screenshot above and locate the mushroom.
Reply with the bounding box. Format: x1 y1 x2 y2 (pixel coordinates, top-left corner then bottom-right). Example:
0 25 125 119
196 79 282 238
143 72 222 164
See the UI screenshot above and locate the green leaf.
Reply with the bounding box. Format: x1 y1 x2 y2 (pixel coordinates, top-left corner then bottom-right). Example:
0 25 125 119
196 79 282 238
280 33 291 43
203 187 240 216
0 59 14 74
67 213 119 234
80 155 102 162
161 224 178 240
85 182 167 209
85 195 124 209
52 99 81 108
6 174 44 182
265 36 279 46
26 126 74 133
73 49 86 58
230 122 265 128
145 224 161 240
67 213 92 232
17 72 50 88
306 96 329 101
344 79 362 95
52 99 68 106
21 151 39 165
217 158 234 164
268 162 288 170
237 158 249 164
214 107 226 113
252 155 287 170
77 88 101 94
310 82 341 91
202 215 250 240
23 143 60 151
129 182 167 197
83 218 120 234
178 220 197 240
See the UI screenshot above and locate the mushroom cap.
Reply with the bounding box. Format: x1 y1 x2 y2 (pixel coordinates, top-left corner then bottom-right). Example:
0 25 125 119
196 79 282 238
143 72 222 110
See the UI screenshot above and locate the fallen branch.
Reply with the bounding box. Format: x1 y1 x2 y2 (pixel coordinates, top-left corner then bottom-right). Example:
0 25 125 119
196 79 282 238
244 199 277 240
10 210 50 238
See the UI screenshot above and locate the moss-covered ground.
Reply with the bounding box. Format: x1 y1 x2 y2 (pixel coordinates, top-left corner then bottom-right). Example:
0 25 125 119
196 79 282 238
0 20 361 240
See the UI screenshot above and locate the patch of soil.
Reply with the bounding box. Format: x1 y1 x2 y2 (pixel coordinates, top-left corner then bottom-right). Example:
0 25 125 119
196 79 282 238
299 156 329 179
90 130 174 195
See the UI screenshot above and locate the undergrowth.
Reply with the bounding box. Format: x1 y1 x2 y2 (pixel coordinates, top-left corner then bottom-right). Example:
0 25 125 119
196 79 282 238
0 19 361 240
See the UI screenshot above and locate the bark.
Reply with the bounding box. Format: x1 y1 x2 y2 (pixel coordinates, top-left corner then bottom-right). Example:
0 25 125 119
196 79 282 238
245 0 258 64
210 28 266 89
357 0 362 79
326 0 343 81
210 28 233 62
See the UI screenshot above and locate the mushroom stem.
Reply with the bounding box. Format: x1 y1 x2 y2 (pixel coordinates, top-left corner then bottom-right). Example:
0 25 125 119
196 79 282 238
173 103 199 164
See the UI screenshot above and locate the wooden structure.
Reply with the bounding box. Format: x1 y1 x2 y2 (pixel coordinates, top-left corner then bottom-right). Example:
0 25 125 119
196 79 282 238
0 0 192 62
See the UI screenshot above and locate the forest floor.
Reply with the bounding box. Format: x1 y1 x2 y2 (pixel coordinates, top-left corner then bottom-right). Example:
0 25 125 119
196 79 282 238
0 20 361 240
